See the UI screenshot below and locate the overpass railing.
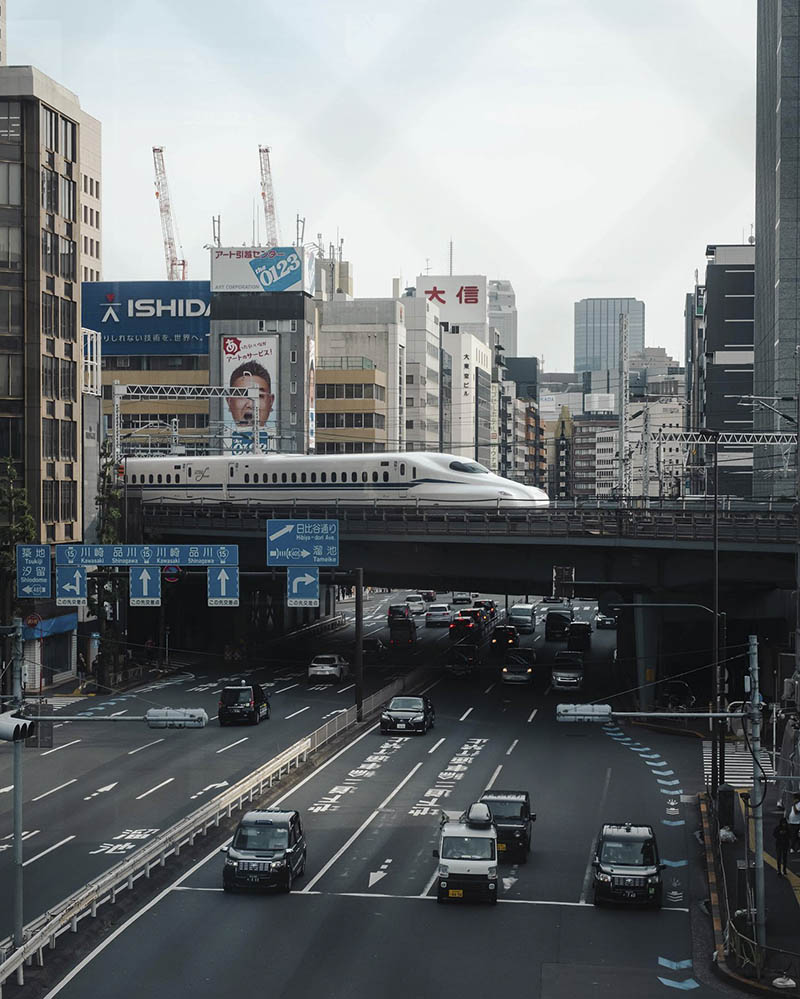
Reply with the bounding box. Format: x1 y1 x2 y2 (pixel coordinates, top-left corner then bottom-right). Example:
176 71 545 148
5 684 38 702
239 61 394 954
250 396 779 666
140 502 797 546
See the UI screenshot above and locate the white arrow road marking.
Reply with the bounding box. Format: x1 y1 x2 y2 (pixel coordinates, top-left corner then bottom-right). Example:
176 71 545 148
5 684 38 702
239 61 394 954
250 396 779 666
321 709 347 720
22 835 75 867
269 524 294 542
190 781 229 800
84 782 118 800
368 871 387 887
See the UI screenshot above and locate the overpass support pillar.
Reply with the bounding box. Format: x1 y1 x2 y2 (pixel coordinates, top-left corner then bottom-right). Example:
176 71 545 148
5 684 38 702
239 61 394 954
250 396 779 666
633 594 657 709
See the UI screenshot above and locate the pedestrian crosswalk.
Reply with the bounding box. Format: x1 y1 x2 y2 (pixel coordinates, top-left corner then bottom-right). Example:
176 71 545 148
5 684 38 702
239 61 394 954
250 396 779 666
702 741 775 789
47 696 87 711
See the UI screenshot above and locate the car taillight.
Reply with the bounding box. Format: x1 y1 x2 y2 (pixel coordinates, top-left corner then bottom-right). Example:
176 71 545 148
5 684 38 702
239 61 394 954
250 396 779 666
250 699 255 707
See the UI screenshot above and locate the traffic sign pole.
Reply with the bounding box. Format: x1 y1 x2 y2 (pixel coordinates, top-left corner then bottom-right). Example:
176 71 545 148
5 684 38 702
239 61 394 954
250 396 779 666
354 568 363 722
12 618 23 952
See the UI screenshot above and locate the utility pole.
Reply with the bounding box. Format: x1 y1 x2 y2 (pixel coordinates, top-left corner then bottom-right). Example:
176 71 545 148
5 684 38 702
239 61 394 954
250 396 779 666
748 634 766 948
795 350 800 701
712 433 721 796
12 617 23 954
618 313 629 501
354 569 363 722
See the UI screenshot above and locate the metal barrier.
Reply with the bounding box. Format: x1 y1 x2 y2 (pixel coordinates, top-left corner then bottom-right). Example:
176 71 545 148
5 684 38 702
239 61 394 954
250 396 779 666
0 665 429 993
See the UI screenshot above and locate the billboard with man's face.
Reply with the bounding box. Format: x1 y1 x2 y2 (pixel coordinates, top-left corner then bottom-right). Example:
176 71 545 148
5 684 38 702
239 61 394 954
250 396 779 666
221 335 278 453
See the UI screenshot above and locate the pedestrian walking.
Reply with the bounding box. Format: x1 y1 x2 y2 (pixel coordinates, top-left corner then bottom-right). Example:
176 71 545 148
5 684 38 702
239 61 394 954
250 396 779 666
774 817 792 875
789 794 800 852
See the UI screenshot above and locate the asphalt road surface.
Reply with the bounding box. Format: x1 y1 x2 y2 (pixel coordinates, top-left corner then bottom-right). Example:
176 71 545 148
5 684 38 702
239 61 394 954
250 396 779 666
40 621 726 999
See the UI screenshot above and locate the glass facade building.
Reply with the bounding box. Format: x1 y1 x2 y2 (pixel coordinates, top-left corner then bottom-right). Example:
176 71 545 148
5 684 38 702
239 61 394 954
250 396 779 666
574 298 645 373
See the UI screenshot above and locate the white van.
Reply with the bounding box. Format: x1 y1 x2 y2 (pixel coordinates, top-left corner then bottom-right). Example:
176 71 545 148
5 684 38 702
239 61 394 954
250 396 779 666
508 603 536 633
433 802 499 904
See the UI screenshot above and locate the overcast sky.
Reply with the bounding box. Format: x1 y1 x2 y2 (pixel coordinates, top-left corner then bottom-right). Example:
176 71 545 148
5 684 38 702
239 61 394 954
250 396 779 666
13 0 756 371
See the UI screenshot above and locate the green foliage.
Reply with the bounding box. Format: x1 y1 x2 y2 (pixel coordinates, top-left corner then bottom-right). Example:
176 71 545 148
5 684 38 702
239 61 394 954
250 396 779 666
0 457 36 576
96 441 123 545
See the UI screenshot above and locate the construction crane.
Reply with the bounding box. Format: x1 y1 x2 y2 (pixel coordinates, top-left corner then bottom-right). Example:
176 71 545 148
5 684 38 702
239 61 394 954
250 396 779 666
258 145 280 247
152 146 188 280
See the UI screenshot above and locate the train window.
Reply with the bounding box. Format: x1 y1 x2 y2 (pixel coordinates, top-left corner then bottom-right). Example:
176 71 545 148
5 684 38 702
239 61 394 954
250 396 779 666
281 473 287 483
449 460 490 474
148 474 154 484
412 466 417 478
301 472 307 483
361 471 368 482
253 473 259 483
352 472 358 483
332 472 337 483
400 463 405 475
175 474 180 484
166 474 171 484
291 473 297 483
130 474 136 484
310 472 316 482
229 466 235 478
372 471 378 482
383 472 389 482
244 474 250 483
321 472 327 483
272 473 278 483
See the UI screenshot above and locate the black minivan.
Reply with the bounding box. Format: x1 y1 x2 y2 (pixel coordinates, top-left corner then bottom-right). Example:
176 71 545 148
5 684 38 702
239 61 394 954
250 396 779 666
592 822 664 907
222 808 307 892
218 682 270 726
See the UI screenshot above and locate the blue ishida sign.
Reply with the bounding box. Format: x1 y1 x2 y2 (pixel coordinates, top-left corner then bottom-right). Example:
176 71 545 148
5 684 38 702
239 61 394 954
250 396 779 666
80 280 210 356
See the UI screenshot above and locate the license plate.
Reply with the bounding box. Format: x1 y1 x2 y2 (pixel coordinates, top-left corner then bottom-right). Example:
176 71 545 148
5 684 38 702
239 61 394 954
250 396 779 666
448 889 463 898
498 843 506 851
247 875 260 883
396 723 406 729
625 891 636 898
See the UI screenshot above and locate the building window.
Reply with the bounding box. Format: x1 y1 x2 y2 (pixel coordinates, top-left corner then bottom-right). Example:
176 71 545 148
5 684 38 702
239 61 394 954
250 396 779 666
290 412 297 425
290 350 297 363
0 102 21 142
60 175 76 220
41 167 58 213
0 354 23 396
42 417 58 458
59 236 76 280
290 381 297 394
42 293 58 337
42 230 58 274
60 118 76 163
0 226 22 270
59 359 77 400
42 480 59 522
0 415 23 457
0 162 21 206
41 107 59 151
60 420 77 460
60 298 77 341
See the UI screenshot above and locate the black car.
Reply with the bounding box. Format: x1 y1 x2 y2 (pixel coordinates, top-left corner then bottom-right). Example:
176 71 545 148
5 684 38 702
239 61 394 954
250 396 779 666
491 624 520 650
592 822 664 907
379 695 435 734
420 589 437 602
473 598 497 620
218 682 270 726
542 596 562 603
222 808 306 892
362 637 388 664
480 790 536 862
596 612 617 630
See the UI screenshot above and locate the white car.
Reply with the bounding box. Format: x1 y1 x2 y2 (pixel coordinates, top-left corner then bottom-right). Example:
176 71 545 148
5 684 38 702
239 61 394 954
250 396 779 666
426 603 453 627
405 594 426 615
308 654 349 683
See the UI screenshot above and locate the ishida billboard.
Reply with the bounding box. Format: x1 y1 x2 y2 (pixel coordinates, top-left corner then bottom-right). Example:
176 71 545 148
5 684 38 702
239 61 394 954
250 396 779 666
210 246 316 294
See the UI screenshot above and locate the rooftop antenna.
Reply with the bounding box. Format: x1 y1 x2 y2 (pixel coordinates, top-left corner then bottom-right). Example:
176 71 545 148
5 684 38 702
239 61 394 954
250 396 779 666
295 214 305 247
748 223 755 245
425 257 431 275
212 215 221 248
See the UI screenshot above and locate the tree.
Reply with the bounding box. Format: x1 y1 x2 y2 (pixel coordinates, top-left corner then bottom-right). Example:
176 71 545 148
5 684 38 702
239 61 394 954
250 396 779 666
89 442 126 688
0 458 35 698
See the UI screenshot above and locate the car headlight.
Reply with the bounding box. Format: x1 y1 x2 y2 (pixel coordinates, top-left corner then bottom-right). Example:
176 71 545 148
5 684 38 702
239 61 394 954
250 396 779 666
647 875 660 884
502 667 508 673
225 859 238 868
271 860 286 870
527 668 532 674
381 713 389 720
595 872 611 883
412 714 424 722
513 830 522 838
438 864 449 877
487 866 497 878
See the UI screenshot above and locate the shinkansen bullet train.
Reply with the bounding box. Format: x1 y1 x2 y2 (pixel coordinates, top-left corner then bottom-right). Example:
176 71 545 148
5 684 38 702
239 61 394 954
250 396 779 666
124 453 550 508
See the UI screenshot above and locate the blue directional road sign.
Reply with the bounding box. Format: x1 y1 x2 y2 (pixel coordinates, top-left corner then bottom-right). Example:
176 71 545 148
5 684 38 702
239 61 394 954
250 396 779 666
287 567 319 608
130 566 161 607
266 520 338 567
16 544 51 599
55 544 238 567
207 566 239 607
56 565 87 607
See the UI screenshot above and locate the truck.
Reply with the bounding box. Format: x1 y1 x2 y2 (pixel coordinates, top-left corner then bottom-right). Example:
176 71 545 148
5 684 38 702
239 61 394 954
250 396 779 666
389 616 417 650
433 802 499 904
445 642 480 678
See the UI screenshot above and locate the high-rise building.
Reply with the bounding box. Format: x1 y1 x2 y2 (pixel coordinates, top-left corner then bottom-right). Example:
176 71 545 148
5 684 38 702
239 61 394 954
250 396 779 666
402 294 441 452
488 279 517 355
416 274 490 346
574 297 645 373
315 356 388 453
0 67 101 543
441 327 492 462
754 3 800 498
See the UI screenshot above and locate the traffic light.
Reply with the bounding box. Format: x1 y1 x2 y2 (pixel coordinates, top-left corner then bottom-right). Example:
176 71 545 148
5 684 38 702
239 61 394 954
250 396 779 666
0 711 36 742
146 707 208 729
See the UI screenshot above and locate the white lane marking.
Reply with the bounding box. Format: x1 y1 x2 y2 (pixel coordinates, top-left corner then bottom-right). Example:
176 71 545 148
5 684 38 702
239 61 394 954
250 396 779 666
302 762 424 893
338 684 355 694
285 706 310 720
31 779 78 802
527 708 538 723
419 867 440 898
135 777 175 800
40 739 82 757
173 886 224 892
459 707 473 722
273 683 299 695
128 738 164 756
484 683 495 694
22 835 76 867
216 737 248 754
485 765 503 790
579 766 612 904
506 739 519 756
544 684 552 696
0 784 13 793
110 710 128 717
428 737 445 755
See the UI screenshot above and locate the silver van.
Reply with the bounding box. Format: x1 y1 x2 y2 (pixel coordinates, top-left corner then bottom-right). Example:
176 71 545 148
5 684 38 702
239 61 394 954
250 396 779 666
508 603 535 633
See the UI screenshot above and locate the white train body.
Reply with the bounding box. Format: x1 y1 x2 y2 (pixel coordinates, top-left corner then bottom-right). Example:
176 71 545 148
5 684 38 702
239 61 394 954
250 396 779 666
125 452 550 509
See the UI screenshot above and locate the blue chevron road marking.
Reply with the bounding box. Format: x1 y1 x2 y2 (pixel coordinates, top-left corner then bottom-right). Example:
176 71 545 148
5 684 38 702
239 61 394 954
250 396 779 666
657 976 700 990
661 787 684 794
658 778 682 786
658 958 693 971
661 820 686 827
631 747 652 753
645 759 668 766
640 753 660 759
662 859 688 868
652 769 674 776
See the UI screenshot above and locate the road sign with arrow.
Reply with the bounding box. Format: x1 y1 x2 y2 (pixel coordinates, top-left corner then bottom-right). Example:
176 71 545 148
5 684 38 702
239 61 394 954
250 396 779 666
207 565 239 607
130 566 161 607
266 519 338 566
287 567 319 607
16 544 50 599
56 565 87 606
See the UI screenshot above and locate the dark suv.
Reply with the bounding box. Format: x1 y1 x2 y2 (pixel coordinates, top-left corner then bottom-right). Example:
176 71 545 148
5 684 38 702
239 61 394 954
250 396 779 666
592 823 664 907
480 790 536 862
222 808 306 892
218 682 270 726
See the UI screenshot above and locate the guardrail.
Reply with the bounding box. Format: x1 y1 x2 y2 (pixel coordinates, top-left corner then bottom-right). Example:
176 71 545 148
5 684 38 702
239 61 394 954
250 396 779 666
0 663 428 993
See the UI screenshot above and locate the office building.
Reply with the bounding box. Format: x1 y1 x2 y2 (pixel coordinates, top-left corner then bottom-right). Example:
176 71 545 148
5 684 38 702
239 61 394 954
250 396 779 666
754 4 800 497
574 297 645 373
402 294 441 452
685 244 754 497
315 357 388 453
441 327 492 462
416 274 490 346
488 279 518 355
571 413 618 500
503 356 539 402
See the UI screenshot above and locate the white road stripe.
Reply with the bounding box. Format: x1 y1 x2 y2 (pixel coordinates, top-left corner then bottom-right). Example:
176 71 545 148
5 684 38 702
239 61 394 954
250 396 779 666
337 684 355 694
419 867 439 898
31 779 78 802
485 765 503 790
274 683 299 695
0 784 13 793
285 706 310 720
302 762 424 893
484 683 495 694
216 737 248 754
506 739 519 756
110 710 128 717
527 708 538 723
459 707 473 722
128 738 164 756
427 737 445 755
135 777 174 800
40 739 81 757
22 835 75 867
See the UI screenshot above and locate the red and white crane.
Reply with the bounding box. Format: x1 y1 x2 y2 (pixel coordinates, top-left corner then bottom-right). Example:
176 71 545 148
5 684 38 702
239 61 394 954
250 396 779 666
258 145 280 247
152 146 188 280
